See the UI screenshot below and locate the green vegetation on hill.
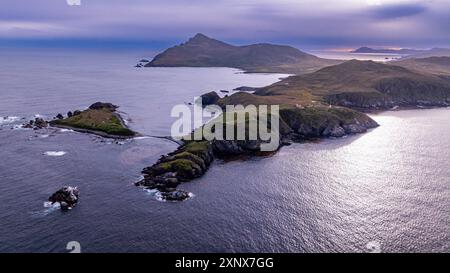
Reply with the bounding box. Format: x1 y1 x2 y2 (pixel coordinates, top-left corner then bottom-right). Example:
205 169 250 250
145 33 340 74
251 60 450 109
394 56 450 76
51 108 135 137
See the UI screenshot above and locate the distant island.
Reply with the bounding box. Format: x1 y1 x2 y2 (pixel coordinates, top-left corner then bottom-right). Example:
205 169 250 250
396 48 450 60
351 47 450 59
351 46 422 55
142 33 341 74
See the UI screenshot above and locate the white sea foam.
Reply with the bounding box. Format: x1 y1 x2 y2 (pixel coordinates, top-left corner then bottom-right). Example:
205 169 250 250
59 129 74 133
43 201 60 208
144 189 165 202
44 151 67 156
0 116 20 125
13 124 26 130
133 136 151 140
34 201 61 216
144 188 195 202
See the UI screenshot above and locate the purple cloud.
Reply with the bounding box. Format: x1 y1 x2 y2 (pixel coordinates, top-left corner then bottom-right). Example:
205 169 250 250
0 0 449 48
370 3 428 19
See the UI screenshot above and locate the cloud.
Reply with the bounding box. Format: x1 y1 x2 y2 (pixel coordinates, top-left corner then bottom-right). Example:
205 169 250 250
0 0 449 48
370 3 428 19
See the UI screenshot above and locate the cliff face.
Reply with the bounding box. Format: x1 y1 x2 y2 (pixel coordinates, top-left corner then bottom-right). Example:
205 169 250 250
279 106 378 139
256 60 450 109
145 33 340 74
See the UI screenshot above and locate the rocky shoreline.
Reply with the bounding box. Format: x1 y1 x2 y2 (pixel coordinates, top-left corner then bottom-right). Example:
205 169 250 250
135 141 214 201
135 104 379 201
18 99 442 204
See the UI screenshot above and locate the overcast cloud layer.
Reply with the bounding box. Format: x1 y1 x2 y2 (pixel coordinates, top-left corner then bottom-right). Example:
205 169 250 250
0 0 449 49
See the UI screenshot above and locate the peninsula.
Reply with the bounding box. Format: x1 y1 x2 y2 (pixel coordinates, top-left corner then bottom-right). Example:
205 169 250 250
143 33 341 74
136 58 450 200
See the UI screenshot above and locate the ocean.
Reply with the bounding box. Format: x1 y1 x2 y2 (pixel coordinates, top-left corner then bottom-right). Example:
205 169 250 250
0 48 448 252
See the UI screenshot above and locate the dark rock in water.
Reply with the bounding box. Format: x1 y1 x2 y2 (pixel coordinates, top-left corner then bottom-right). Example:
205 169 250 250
23 117 48 129
67 111 73 118
200 91 220 106
161 190 190 201
88 102 118 111
23 121 33 129
139 59 150 63
135 63 143 68
48 186 79 210
73 110 82 116
56 113 64 120
34 118 48 129
220 90 230 93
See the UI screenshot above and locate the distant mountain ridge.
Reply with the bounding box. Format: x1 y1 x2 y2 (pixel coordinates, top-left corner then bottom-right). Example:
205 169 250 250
145 33 341 74
351 47 450 59
400 48 450 59
351 46 422 54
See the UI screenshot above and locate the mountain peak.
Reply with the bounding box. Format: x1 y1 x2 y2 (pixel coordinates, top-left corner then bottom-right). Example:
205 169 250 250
188 33 213 43
147 33 339 73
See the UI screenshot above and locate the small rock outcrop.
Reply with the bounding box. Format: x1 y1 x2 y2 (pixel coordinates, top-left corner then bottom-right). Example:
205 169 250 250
23 117 48 130
200 91 220 106
88 102 118 111
48 186 79 210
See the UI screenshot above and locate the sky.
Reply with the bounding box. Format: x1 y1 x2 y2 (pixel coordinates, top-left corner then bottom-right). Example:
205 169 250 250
0 0 449 50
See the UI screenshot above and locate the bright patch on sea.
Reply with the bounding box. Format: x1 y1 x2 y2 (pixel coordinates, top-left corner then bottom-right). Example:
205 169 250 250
43 151 67 157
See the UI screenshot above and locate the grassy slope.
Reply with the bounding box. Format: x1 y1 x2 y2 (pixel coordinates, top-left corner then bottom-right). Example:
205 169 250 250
52 109 135 137
249 60 450 108
394 57 450 76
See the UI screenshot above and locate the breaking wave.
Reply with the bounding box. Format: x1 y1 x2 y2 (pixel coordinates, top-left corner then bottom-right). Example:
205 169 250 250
0 116 21 125
43 151 67 157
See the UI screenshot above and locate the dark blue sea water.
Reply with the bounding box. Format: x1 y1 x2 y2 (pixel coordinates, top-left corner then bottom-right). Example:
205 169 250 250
0 48 448 253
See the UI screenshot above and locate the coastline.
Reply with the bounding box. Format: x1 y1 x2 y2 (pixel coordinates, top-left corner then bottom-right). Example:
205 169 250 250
50 123 137 139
